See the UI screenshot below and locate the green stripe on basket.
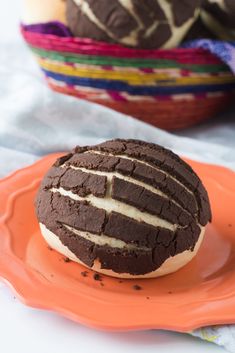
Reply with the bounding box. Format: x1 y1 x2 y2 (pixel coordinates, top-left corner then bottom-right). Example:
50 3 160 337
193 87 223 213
30 46 230 73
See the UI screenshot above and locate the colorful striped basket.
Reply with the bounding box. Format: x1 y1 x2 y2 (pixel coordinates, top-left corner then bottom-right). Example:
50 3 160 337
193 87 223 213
21 24 235 130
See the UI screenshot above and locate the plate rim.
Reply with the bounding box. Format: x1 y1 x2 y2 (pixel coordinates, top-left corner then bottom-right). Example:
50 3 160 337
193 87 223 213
0 153 235 332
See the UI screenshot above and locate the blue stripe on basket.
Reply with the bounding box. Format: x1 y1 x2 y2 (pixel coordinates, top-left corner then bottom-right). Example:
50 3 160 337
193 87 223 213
43 69 235 96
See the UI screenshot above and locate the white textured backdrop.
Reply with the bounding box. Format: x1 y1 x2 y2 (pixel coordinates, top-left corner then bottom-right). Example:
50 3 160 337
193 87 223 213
0 1 234 353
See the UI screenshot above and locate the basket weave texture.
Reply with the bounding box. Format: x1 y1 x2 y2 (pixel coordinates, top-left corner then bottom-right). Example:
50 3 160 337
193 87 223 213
22 26 235 130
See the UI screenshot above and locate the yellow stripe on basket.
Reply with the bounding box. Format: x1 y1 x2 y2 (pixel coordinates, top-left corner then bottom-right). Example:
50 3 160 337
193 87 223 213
38 57 235 87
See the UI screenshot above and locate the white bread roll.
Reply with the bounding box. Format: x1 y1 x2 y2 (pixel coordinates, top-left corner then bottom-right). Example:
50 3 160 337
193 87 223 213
22 0 66 25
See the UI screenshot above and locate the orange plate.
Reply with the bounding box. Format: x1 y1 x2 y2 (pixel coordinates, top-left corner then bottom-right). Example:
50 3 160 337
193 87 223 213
0 153 235 332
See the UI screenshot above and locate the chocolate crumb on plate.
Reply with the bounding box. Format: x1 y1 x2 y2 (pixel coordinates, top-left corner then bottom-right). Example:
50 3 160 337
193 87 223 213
93 273 102 281
81 271 88 277
63 257 71 263
133 284 142 291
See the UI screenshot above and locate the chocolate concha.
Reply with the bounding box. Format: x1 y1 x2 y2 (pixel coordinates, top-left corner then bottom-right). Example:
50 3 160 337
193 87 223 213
184 17 216 40
35 139 211 279
201 0 235 40
66 0 201 49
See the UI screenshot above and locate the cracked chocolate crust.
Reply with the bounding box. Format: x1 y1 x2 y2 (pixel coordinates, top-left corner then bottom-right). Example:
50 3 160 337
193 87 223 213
72 139 211 225
36 139 211 275
37 191 201 275
66 0 200 49
203 0 235 29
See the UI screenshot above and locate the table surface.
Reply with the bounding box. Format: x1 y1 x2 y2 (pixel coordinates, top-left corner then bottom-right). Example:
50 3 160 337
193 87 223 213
0 1 230 352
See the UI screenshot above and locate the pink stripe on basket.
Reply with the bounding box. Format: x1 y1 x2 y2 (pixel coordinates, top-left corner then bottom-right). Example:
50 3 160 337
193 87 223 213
101 65 114 70
153 95 172 101
180 70 191 77
66 62 76 67
108 91 128 102
194 93 207 99
22 29 223 65
140 68 155 73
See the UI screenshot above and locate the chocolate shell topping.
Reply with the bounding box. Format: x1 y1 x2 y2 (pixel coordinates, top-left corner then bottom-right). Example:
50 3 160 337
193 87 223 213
203 0 235 29
36 139 211 275
66 0 201 49
201 0 235 40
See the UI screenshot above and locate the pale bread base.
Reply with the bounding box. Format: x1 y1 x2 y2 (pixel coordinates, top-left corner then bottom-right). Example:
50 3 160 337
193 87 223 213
40 223 205 279
22 0 66 25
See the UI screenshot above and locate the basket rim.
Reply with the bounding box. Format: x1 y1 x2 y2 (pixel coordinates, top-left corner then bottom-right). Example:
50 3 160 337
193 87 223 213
21 24 215 58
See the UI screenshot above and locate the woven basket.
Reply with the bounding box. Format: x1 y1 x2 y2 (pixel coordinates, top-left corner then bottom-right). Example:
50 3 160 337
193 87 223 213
22 25 235 130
